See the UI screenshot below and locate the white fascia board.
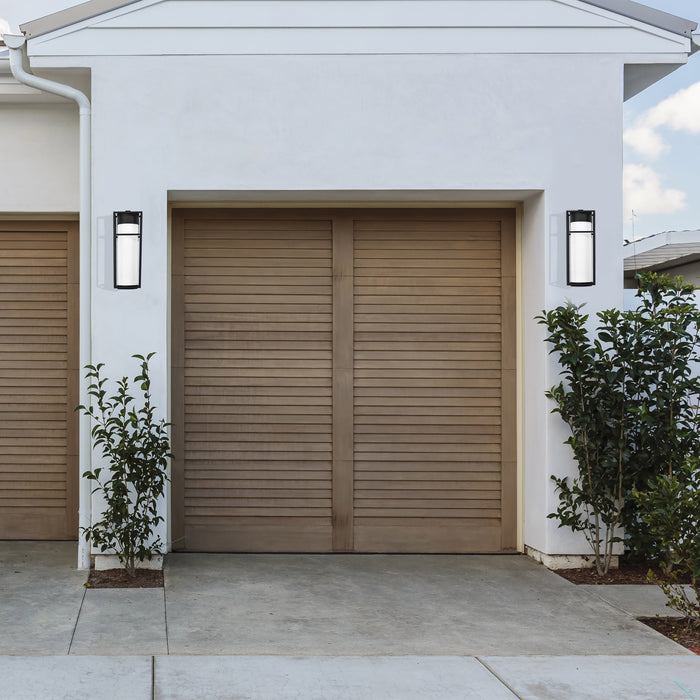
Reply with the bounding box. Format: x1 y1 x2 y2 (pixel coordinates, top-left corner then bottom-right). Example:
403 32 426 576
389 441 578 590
24 0 161 48
21 0 142 39
19 0 697 40
22 0 692 59
90 0 629 29
621 52 691 64
26 28 690 58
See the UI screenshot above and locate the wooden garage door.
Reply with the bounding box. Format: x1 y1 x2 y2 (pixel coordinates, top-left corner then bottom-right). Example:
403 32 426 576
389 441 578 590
352 218 515 552
0 221 79 540
172 209 515 552
173 216 334 551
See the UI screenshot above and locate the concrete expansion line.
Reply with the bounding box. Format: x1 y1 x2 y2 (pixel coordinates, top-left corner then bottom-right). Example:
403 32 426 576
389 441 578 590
476 657 523 699
67 587 87 656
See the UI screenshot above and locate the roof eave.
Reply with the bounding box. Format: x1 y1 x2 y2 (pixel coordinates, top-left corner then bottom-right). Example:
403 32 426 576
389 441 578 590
17 0 700 42
20 0 141 40
581 0 697 37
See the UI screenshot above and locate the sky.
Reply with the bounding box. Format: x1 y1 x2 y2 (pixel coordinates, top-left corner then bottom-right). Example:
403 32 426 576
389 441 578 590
621 0 700 241
1 0 699 241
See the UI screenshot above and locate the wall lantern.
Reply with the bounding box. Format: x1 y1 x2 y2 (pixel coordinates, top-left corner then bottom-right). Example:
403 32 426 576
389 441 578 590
566 210 595 286
113 211 142 289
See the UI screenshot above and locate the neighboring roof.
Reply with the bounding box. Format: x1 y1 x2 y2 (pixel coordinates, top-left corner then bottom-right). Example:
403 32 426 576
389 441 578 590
18 0 699 41
624 230 700 275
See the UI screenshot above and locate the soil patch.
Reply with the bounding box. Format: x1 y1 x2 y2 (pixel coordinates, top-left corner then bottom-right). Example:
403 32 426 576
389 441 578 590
553 556 691 585
86 568 163 589
637 617 700 652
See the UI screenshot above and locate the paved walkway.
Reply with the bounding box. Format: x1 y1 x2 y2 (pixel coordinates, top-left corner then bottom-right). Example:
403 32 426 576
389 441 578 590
1 542 698 698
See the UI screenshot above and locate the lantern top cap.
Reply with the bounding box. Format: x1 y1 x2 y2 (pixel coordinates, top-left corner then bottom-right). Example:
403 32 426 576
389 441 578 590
568 210 595 224
114 210 141 226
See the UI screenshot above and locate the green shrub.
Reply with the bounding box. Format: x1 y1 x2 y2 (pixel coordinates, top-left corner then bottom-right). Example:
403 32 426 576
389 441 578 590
622 274 700 556
538 272 700 574
538 302 631 574
634 461 700 624
77 353 171 576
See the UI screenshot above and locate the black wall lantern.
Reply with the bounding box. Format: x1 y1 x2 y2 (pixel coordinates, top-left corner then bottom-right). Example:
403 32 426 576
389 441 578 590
113 210 142 289
566 210 595 286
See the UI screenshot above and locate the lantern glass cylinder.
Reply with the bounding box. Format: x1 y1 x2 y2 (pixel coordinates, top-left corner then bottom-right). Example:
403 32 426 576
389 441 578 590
567 211 595 286
113 211 142 289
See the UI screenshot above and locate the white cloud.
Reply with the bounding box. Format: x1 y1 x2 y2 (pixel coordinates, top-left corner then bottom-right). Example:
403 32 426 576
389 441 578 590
623 124 666 159
623 163 686 215
624 81 700 159
645 81 700 133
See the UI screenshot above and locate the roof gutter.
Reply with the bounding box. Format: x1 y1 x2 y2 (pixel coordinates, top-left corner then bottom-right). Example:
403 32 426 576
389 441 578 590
3 33 92 571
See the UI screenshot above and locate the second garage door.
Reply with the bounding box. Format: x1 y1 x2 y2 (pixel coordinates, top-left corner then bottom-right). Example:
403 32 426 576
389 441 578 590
172 209 516 553
0 221 79 540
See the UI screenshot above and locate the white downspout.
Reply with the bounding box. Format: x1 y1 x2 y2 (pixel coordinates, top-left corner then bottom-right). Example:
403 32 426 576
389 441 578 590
3 34 92 570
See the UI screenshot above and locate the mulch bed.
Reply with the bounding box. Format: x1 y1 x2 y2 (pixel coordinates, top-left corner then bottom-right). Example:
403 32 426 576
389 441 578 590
552 555 692 585
637 617 700 653
86 568 164 589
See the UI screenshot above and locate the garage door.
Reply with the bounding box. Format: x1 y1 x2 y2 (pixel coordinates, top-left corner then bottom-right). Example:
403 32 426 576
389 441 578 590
172 209 515 552
0 221 79 540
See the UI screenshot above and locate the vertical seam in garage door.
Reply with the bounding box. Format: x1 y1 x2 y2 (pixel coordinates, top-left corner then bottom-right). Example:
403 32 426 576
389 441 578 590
331 218 354 551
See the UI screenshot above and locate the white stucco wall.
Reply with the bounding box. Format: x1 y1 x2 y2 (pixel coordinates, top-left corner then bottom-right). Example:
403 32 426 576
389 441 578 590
0 101 78 212
75 51 624 555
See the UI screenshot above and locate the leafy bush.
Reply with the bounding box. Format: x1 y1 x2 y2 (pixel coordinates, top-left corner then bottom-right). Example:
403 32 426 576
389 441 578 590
538 303 632 574
621 274 700 556
538 272 700 574
77 353 171 576
634 461 700 624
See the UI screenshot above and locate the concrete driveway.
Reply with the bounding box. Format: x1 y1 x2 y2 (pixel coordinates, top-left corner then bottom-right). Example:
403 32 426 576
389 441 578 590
0 542 692 657
1 542 698 699
163 552 684 656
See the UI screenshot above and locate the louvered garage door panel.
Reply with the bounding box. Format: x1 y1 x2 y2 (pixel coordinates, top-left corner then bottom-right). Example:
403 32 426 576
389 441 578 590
173 209 516 552
0 224 78 540
181 217 334 551
353 217 511 552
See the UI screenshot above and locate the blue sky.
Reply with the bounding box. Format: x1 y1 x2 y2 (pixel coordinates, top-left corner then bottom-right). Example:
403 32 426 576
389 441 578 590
622 0 700 240
1 0 698 241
